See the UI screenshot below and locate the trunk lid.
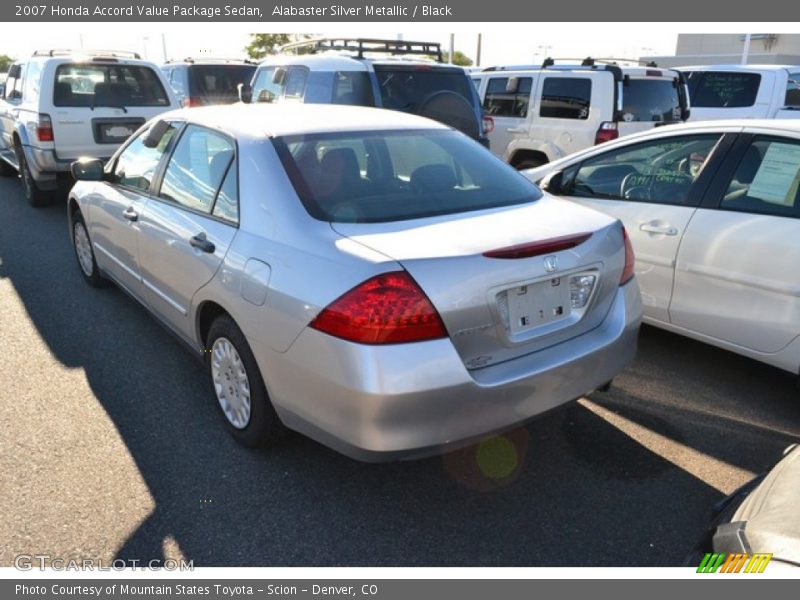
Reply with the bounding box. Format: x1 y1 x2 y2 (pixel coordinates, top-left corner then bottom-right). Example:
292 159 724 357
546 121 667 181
332 195 626 369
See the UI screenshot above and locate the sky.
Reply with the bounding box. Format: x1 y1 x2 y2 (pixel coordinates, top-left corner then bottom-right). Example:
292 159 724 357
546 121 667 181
0 24 680 66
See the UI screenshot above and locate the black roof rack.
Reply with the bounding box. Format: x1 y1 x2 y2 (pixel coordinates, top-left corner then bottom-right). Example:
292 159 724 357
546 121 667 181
32 49 141 59
164 57 258 65
279 37 443 62
542 56 659 68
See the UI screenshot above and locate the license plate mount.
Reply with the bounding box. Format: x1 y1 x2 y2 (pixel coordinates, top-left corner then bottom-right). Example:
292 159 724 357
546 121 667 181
506 277 571 335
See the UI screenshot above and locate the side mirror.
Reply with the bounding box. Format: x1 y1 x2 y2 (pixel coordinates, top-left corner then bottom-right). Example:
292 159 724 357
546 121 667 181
238 82 252 104
142 120 170 148
681 107 691 121
541 170 564 195
7 89 21 101
71 158 105 181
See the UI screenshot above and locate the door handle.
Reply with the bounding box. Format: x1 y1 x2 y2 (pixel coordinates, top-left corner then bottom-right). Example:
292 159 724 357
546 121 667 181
189 233 215 254
639 223 678 236
122 207 138 222
507 127 525 134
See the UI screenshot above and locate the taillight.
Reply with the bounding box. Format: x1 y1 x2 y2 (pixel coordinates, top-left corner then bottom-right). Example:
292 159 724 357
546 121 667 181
309 272 447 344
595 121 618 145
36 114 54 142
482 114 495 134
183 96 203 108
620 227 635 285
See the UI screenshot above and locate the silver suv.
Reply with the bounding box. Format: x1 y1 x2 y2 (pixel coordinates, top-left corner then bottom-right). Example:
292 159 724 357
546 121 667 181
241 38 491 147
0 49 178 206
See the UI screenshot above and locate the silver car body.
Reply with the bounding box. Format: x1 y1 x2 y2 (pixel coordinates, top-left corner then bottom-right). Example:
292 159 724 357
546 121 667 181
526 119 800 375
69 104 641 461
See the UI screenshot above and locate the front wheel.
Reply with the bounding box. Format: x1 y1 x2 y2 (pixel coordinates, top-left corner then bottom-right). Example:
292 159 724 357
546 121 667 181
207 315 286 448
71 212 107 287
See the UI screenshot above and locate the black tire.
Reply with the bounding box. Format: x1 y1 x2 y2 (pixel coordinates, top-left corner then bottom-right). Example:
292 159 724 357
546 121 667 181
71 211 107 288
207 315 286 448
0 158 16 177
15 144 51 207
514 158 547 171
418 90 481 140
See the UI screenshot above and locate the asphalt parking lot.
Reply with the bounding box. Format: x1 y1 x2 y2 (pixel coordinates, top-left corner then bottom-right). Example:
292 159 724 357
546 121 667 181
1 174 799 568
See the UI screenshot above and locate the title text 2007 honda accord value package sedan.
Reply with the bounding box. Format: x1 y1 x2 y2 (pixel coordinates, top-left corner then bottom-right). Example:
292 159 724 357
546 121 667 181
67 104 642 461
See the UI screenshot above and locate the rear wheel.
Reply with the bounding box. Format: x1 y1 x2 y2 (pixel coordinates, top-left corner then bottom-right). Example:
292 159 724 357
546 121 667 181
15 144 51 207
514 157 547 170
207 315 286 448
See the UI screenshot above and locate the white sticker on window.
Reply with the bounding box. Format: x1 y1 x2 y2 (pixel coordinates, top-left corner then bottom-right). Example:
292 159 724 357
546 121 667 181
747 142 800 206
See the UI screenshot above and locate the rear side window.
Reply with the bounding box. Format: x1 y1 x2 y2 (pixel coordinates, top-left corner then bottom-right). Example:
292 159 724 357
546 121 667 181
273 129 541 223
686 71 761 108
483 76 532 118
721 137 800 217
23 61 42 101
332 71 374 106
54 63 170 107
284 67 308 100
540 78 591 120
373 66 474 111
188 64 256 103
158 124 235 214
786 73 800 108
621 79 682 122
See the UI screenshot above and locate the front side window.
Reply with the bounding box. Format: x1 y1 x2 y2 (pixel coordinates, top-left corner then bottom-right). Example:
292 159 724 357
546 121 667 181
785 73 800 108
483 76 532 118
54 63 170 108
685 71 761 108
720 137 800 218
252 67 281 103
158 124 235 214
568 134 722 205
284 67 308 100
540 77 591 120
113 123 178 192
273 129 541 223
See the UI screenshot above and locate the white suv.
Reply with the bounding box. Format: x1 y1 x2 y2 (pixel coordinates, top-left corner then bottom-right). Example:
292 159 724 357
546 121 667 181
0 49 178 206
678 64 800 121
472 58 691 169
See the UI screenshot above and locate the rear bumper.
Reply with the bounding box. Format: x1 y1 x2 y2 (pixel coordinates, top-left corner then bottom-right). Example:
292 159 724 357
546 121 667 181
22 145 109 186
257 279 642 462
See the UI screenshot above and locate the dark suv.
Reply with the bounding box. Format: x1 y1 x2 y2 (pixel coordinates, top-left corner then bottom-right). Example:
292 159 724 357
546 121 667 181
241 38 490 147
161 58 257 107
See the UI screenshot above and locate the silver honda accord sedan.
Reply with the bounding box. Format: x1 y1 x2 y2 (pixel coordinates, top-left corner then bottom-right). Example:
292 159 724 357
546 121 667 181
67 104 642 461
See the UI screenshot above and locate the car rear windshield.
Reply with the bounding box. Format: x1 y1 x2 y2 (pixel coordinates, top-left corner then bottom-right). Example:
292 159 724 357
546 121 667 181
273 129 541 223
54 63 170 107
685 71 761 108
372 65 474 113
621 79 682 122
188 64 257 102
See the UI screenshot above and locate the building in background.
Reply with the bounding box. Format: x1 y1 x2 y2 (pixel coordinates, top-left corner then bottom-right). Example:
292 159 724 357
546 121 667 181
646 34 800 67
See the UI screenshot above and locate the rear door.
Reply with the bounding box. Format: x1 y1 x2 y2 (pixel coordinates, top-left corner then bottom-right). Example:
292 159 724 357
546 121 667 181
50 60 173 159
618 72 685 138
533 73 603 156
559 131 731 323
670 132 800 353
137 123 238 341
481 74 534 158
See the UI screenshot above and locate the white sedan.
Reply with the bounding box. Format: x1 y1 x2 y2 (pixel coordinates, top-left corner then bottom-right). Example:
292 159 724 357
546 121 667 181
527 119 800 374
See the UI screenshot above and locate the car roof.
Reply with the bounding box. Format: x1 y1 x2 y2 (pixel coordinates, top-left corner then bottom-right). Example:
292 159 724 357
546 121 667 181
160 103 451 139
677 64 799 71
